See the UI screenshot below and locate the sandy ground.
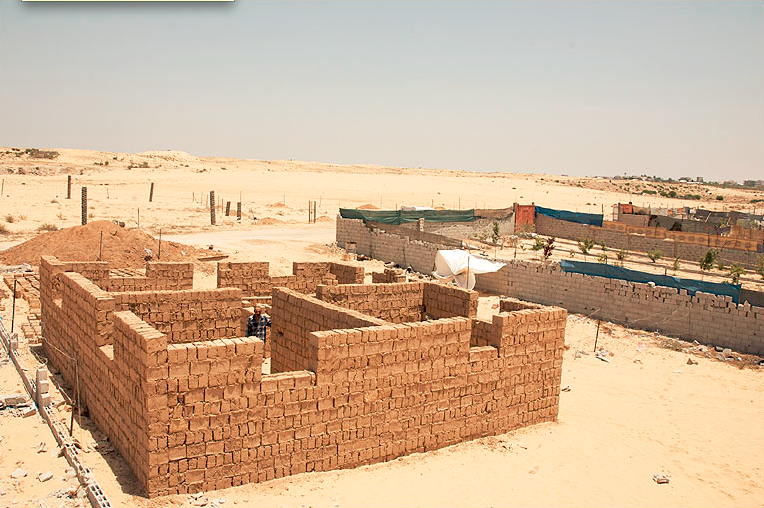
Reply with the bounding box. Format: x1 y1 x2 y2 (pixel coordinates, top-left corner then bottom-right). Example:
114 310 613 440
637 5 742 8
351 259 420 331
1 148 763 507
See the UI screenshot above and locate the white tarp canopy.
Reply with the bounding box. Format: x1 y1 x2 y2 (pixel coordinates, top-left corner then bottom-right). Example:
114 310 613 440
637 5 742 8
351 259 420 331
432 250 506 290
399 206 435 211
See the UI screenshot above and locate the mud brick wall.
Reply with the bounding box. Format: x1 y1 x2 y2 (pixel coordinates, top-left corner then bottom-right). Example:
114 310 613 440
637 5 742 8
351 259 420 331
110 288 242 344
217 261 364 297
327 262 365 285
535 214 762 269
371 268 406 284
270 288 385 374
475 260 764 355
423 282 478 319
315 282 426 323
160 336 263 494
336 217 452 274
217 262 271 297
500 298 543 313
144 262 194 290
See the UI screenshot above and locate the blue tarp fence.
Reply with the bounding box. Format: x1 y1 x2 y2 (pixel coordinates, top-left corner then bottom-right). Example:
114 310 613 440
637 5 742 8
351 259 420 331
535 206 603 227
559 260 740 303
339 208 475 225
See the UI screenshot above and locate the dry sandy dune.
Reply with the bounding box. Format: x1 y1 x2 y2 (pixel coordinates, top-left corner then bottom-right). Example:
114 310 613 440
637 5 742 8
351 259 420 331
0 148 762 508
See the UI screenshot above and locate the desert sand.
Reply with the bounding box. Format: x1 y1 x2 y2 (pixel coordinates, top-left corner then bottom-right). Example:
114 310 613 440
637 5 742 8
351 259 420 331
1 148 762 508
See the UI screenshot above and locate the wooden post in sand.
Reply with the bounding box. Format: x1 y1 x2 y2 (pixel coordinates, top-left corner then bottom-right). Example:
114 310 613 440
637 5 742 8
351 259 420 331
236 202 242 221
67 175 72 199
149 182 154 202
81 187 87 225
225 201 231 217
210 191 216 225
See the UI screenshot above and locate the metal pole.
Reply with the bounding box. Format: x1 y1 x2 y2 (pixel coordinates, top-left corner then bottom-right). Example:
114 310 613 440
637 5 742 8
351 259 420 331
98 231 103 260
593 317 601 352
11 279 17 333
158 229 162 259
70 358 77 436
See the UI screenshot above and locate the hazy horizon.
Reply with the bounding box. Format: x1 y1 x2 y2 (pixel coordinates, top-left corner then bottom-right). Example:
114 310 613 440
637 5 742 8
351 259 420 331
1 1 762 181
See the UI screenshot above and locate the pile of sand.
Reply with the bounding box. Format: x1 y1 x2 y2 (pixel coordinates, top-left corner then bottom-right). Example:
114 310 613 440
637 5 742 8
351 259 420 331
357 204 379 210
256 217 285 225
1 220 203 269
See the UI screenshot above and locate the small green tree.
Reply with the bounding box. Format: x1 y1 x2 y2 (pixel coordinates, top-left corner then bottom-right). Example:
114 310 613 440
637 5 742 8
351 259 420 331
716 259 726 271
600 241 608 253
699 248 719 273
616 249 628 267
597 252 608 264
647 249 663 263
531 236 546 258
578 238 594 259
728 263 744 285
672 256 681 273
491 222 500 244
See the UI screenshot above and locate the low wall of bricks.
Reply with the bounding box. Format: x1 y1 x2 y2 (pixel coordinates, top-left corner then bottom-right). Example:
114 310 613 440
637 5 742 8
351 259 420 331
217 261 364 298
475 259 764 355
40 257 567 497
535 214 763 269
423 282 478 320
316 282 426 323
371 268 407 284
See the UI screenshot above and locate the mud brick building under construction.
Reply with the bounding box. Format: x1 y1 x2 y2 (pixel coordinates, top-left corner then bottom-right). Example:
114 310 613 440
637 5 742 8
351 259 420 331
40 256 566 497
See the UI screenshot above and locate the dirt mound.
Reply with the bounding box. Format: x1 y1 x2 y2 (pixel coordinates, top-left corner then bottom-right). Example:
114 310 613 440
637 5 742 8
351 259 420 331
268 202 289 208
1 220 203 269
316 215 334 223
256 217 285 225
357 203 379 210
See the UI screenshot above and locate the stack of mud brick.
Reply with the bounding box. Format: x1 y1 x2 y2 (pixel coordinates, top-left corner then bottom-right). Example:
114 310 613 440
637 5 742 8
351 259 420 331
473 259 764 355
371 268 406 284
217 261 364 298
4 272 41 315
110 288 242 344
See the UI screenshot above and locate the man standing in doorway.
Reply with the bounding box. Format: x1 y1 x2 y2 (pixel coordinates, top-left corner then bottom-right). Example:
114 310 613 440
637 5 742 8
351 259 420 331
246 305 271 343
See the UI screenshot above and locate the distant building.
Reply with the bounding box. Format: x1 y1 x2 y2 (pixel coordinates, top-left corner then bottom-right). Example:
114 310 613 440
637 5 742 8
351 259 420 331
696 176 704 183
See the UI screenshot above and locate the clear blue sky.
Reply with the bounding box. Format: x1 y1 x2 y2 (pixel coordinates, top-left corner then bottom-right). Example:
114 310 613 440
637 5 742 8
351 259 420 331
1 1 762 181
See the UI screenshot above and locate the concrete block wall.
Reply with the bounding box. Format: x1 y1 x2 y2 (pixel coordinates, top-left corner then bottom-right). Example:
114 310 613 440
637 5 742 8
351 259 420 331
400 217 515 239
111 288 243 344
315 282 426 323
475 260 764 355
336 217 452 274
535 214 762 269
270 288 385 374
217 261 364 298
